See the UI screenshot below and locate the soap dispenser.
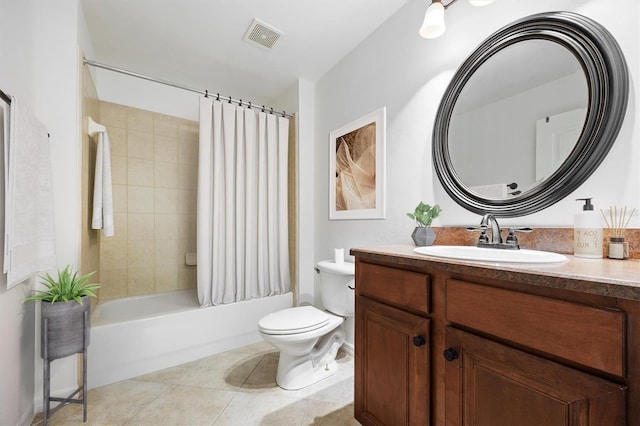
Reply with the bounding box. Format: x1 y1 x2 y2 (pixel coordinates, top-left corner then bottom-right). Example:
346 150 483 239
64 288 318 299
574 198 603 258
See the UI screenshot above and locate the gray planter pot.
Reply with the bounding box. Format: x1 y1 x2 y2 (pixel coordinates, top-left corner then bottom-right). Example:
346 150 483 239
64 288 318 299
411 227 436 246
40 295 90 360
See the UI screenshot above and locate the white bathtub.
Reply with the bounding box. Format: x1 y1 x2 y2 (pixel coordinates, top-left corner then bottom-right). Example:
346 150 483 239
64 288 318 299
88 290 292 389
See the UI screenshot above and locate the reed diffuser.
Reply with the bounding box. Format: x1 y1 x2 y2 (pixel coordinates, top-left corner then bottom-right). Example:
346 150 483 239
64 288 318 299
601 206 635 259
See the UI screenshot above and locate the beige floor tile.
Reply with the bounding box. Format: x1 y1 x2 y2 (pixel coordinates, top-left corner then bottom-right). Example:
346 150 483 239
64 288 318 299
135 350 266 391
32 344 356 426
32 380 167 426
301 401 359 426
241 353 280 392
127 385 235 426
233 341 277 355
213 392 308 426
300 374 355 406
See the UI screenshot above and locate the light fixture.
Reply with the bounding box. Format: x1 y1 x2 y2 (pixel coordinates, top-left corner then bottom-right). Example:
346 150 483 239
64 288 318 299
419 0 494 39
419 1 446 39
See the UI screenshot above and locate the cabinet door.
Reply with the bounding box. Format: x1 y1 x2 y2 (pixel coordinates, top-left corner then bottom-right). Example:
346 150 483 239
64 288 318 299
355 295 430 426
444 327 626 426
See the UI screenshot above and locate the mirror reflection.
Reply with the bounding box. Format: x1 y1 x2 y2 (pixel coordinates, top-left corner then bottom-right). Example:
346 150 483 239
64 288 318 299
448 40 588 199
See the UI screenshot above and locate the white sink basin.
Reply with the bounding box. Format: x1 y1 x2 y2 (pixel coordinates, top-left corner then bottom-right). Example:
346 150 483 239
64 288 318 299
413 245 567 263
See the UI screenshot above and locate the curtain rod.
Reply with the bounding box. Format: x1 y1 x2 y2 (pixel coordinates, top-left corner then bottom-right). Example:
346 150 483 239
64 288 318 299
83 59 293 119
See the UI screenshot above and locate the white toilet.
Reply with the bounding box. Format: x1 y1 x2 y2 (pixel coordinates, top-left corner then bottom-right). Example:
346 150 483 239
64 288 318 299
258 260 355 390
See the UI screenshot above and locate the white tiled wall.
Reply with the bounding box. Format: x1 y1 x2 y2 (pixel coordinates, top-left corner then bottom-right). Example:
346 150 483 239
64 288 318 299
98 101 198 299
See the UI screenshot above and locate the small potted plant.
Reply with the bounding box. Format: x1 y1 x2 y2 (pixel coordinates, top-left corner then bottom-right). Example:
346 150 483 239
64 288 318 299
407 202 442 246
24 266 99 360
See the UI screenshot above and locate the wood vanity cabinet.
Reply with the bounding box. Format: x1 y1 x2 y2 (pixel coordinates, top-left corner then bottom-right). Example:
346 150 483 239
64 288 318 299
444 279 626 426
355 263 431 425
353 251 637 426
444 327 625 426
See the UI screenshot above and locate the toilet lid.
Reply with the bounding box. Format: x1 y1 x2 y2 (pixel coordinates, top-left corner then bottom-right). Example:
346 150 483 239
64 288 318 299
259 306 330 335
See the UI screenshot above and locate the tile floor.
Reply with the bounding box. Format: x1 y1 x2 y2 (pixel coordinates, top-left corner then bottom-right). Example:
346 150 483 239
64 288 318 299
32 342 358 426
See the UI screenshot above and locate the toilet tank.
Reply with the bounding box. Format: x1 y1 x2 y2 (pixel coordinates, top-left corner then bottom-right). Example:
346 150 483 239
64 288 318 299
316 260 355 317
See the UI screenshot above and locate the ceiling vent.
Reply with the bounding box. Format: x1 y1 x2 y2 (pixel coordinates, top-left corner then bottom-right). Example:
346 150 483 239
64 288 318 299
243 18 284 51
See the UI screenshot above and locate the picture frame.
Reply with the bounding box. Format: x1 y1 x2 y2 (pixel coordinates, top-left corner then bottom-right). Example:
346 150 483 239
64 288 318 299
329 107 386 220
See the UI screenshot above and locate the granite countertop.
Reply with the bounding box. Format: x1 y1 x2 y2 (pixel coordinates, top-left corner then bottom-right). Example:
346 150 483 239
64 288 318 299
350 244 640 302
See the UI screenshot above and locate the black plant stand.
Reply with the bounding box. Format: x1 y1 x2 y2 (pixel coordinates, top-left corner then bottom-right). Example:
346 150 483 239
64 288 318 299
42 309 88 425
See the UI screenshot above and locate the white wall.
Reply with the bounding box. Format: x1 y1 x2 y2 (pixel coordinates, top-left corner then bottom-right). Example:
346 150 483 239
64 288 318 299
0 1 89 422
0 2 39 424
31 0 85 409
314 0 640 264
293 80 315 305
92 65 283 122
94 68 201 121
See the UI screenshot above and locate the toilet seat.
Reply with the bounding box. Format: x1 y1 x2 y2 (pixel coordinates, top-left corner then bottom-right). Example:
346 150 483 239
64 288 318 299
259 306 330 335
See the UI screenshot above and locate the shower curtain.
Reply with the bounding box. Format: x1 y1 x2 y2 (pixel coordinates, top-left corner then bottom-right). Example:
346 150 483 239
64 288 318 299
197 97 290 307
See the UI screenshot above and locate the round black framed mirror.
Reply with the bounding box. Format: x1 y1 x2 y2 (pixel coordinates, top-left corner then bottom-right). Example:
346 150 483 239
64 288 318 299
432 11 629 217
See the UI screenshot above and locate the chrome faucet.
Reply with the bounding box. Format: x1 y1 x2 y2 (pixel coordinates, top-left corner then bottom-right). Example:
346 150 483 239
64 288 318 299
467 214 532 250
480 214 502 245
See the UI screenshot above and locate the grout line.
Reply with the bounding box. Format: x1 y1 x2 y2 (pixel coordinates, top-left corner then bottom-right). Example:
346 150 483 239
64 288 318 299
210 388 240 425
122 382 171 425
239 353 268 389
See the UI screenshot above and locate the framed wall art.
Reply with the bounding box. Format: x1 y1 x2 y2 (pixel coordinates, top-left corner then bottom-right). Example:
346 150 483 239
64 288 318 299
329 107 386 220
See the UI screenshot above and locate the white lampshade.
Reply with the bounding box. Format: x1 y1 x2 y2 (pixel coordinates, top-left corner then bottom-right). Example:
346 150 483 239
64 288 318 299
419 1 446 39
469 0 494 6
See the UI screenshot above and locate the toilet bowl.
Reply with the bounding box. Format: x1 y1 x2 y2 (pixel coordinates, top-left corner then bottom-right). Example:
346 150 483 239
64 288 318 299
258 260 355 390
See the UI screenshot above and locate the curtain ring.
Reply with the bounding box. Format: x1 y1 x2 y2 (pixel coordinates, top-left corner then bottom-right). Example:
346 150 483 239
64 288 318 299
239 99 242 107
262 105 265 113
270 107 274 115
282 111 286 118
205 90 208 98
248 101 252 109
228 96 232 104
216 93 220 101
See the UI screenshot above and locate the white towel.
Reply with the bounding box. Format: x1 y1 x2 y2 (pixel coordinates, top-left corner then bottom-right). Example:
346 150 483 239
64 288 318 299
91 131 114 236
470 183 508 198
4 96 57 287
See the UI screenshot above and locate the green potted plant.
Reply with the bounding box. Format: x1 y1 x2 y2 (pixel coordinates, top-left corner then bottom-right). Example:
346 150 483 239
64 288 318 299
24 266 99 360
407 202 442 246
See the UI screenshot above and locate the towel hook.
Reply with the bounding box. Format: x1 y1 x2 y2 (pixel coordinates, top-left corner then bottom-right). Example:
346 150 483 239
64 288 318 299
88 117 106 137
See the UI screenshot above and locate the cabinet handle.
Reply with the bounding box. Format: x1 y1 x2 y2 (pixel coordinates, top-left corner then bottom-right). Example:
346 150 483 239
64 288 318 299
412 335 426 347
443 347 459 361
